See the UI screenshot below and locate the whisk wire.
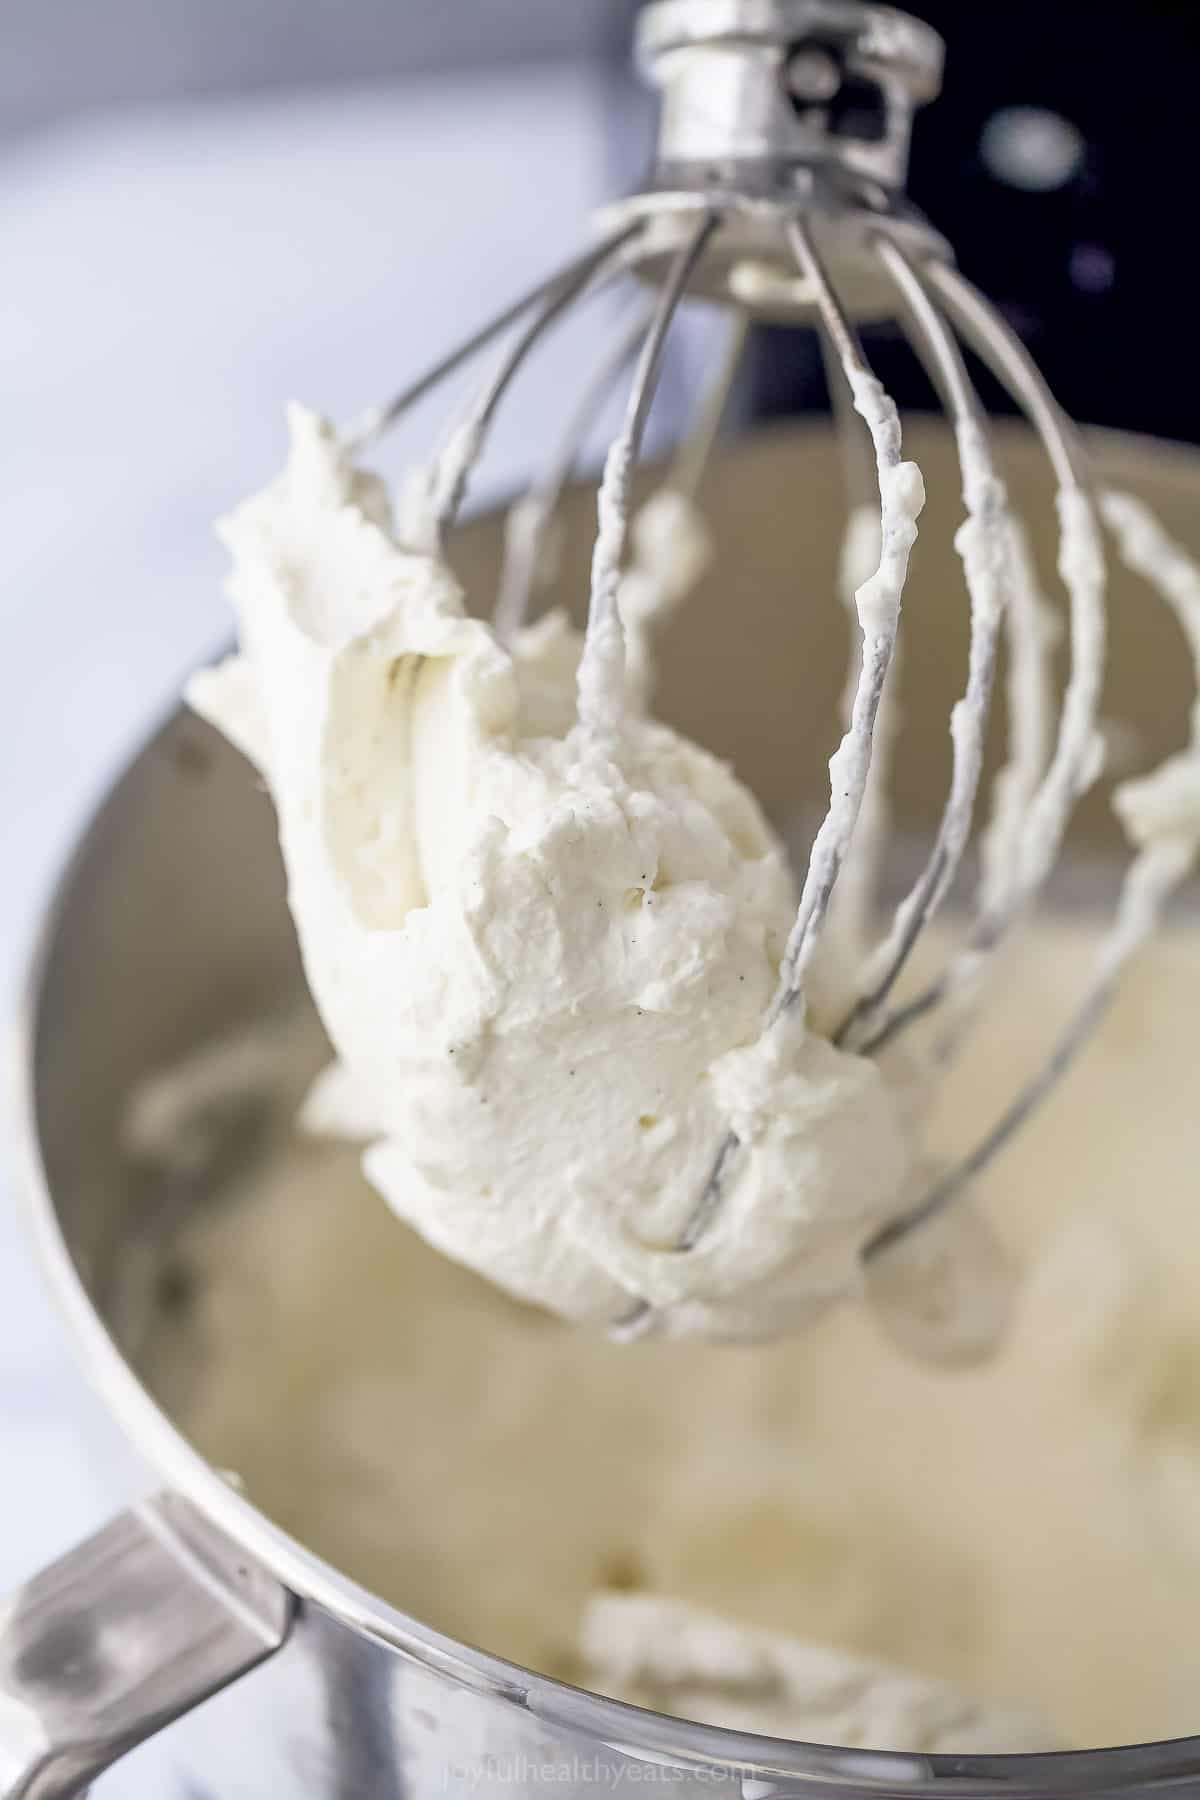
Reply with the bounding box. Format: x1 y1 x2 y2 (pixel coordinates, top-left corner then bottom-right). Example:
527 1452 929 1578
345 219 646 451
576 210 721 742
436 237 657 534
837 240 1009 1050
818 347 898 967
612 217 924 1339
864 373 1200 1272
926 264 1086 493
495 301 748 646
768 216 915 1023
494 303 655 642
858 262 1107 1058
869 831 1197 1264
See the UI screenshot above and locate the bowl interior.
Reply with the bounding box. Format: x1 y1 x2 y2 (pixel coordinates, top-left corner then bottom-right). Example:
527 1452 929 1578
26 419 1200 1761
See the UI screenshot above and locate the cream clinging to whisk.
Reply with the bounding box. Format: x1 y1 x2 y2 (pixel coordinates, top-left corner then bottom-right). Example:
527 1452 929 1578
190 407 917 1342
191 0 1200 1353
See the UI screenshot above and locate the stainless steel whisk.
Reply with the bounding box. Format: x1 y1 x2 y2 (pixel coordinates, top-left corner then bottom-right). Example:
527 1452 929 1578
345 0 1200 1340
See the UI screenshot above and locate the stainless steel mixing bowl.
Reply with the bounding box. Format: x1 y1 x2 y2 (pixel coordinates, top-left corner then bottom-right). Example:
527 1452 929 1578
5 425 1200 1798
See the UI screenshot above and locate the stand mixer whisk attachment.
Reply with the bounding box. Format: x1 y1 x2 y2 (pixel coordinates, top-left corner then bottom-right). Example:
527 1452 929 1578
335 0 1200 1348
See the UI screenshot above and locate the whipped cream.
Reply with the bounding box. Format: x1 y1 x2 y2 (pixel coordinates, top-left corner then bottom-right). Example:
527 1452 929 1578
131 913 1200 1751
579 1592 1053 1751
188 408 918 1340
